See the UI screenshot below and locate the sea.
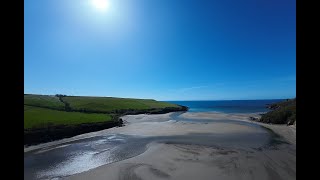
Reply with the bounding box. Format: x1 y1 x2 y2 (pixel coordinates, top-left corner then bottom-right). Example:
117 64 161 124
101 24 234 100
166 99 284 113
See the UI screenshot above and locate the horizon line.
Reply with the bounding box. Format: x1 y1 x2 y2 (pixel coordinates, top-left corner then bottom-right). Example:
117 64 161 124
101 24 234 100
24 93 294 101
162 98 292 101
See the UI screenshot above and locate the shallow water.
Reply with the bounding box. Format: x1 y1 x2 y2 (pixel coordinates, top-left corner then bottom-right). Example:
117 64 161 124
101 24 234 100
169 112 263 128
24 113 274 180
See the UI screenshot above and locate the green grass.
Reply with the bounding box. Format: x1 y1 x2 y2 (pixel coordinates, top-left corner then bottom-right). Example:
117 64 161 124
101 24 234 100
24 94 182 130
24 105 112 129
24 94 65 110
62 96 179 113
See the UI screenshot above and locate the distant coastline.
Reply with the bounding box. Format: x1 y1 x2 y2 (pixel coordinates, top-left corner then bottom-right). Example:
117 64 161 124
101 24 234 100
25 95 294 146
166 99 284 113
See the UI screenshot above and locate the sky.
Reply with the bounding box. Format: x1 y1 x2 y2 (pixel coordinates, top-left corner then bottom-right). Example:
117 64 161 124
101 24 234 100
24 0 296 101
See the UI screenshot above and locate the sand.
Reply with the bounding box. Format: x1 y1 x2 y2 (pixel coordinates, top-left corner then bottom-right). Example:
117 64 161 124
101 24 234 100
25 112 296 180
60 113 296 180
181 112 296 145
67 142 295 180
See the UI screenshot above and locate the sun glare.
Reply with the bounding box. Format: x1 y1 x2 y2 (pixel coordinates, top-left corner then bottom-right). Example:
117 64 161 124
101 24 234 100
91 0 110 11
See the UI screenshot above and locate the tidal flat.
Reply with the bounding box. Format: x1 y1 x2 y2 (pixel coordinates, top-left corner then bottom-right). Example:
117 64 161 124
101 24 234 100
24 112 296 180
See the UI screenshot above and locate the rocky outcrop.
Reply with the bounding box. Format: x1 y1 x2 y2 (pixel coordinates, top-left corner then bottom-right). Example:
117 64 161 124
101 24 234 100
259 98 296 125
249 117 258 121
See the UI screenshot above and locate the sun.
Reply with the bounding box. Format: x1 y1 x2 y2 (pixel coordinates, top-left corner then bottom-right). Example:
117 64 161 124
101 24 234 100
91 0 110 11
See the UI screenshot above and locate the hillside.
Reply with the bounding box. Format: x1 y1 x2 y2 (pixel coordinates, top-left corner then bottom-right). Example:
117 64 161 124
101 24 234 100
24 94 187 145
24 105 112 129
259 98 296 125
24 94 65 110
60 95 180 113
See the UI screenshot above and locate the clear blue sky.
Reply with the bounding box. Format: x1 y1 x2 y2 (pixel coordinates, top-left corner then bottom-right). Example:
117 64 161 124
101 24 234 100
24 0 296 100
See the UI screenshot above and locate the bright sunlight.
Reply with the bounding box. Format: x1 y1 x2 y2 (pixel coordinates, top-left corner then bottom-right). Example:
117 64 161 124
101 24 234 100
91 0 110 12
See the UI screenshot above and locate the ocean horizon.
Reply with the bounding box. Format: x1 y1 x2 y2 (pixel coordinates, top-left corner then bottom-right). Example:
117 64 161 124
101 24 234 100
165 99 285 113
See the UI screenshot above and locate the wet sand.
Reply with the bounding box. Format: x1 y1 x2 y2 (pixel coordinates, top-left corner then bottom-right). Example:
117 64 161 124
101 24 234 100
24 112 296 180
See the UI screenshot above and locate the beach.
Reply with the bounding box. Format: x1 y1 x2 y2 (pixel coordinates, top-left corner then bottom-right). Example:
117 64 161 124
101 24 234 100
24 112 296 180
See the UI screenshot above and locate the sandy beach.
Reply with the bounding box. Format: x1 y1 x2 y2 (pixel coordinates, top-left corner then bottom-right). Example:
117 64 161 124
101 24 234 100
24 112 296 180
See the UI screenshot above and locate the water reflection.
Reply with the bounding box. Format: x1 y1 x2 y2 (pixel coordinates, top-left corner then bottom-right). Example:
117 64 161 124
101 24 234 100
24 113 272 180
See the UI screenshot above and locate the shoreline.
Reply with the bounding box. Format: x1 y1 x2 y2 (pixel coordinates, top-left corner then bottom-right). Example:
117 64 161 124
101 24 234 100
24 106 188 146
24 111 295 152
24 112 175 153
64 112 295 180
180 111 296 145
25 111 296 180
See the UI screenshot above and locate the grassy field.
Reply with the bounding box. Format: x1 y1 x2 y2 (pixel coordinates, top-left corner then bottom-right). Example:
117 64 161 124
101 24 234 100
62 96 179 113
24 105 112 129
24 94 183 130
24 94 65 110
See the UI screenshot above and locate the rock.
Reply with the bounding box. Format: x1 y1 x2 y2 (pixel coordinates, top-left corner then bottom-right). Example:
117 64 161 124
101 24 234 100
249 117 258 121
266 104 280 110
287 118 295 126
116 118 124 127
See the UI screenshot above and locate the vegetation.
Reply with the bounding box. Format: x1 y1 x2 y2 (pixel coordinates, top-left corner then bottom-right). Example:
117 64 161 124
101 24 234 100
24 105 112 129
24 94 186 144
61 96 180 113
24 94 184 130
259 98 296 125
24 94 65 110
